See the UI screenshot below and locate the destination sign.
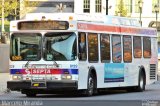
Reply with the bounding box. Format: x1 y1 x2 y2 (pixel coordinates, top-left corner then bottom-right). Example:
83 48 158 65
18 21 69 30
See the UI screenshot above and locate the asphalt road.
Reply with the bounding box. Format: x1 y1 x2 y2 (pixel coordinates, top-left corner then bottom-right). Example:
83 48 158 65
1 81 160 106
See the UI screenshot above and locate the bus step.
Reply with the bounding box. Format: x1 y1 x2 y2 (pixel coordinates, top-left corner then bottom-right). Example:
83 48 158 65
31 87 47 89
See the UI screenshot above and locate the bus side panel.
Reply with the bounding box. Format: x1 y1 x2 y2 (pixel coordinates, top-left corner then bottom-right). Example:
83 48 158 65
78 61 88 89
148 37 158 84
96 63 138 88
123 63 139 87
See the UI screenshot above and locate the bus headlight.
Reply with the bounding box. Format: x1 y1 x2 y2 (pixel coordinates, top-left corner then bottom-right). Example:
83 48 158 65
12 75 22 80
66 75 72 79
61 75 72 80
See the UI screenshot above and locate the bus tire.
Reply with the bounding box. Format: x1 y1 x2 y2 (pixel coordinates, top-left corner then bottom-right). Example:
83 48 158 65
26 93 36 97
137 71 145 92
85 73 95 96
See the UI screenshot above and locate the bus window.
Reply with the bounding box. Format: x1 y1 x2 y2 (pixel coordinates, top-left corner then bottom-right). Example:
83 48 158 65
44 32 77 61
78 32 87 60
100 34 110 62
123 35 132 62
133 36 142 58
10 33 41 61
88 33 98 62
112 35 122 63
143 37 151 58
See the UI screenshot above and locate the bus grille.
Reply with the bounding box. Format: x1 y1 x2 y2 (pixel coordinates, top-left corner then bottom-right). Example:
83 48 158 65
150 64 156 80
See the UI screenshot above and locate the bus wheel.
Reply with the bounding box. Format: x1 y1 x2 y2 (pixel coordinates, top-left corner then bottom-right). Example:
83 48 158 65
85 73 95 96
26 93 36 97
137 72 145 92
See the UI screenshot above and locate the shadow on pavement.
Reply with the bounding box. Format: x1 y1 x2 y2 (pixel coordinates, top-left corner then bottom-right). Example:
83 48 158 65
18 90 135 98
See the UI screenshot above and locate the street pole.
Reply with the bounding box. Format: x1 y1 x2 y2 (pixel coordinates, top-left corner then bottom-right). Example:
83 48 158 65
106 0 108 15
1 0 5 33
156 11 158 29
138 0 143 26
140 7 142 26
154 5 159 30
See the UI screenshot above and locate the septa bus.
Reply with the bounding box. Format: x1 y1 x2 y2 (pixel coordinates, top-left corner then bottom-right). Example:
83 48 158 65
7 13 158 97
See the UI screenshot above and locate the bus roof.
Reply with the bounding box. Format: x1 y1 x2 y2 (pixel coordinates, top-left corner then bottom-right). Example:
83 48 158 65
24 13 141 27
77 22 157 36
10 13 157 37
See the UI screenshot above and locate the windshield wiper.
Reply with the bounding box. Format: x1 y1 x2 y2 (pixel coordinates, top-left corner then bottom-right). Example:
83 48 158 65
53 60 59 68
25 61 30 68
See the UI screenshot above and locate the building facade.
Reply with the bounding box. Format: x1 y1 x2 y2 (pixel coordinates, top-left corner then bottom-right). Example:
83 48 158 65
20 0 74 18
108 0 160 27
19 0 159 27
19 0 107 19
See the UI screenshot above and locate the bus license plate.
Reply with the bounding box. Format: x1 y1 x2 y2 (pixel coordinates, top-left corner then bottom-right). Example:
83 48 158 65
33 83 39 87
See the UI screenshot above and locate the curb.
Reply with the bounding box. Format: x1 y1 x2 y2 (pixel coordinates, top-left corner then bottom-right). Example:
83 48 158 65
0 89 11 95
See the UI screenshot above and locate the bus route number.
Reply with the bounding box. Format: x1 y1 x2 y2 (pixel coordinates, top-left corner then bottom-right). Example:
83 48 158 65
12 56 22 61
70 64 77 68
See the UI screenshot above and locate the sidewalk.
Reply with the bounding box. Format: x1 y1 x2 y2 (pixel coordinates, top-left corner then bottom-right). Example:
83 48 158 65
0 43 9 95
0 73 10 95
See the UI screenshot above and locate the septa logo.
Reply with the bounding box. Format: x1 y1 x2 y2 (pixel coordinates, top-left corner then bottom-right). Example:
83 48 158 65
32 69 51 74
25 69 30 74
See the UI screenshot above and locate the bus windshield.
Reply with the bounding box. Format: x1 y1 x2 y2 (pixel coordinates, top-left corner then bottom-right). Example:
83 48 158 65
11 33 41 61
44 32 77 61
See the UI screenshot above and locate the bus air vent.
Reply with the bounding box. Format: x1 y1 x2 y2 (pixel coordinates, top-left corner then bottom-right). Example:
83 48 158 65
150 64 156 80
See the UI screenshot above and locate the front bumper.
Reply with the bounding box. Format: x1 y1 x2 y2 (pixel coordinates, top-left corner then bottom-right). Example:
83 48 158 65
7 80 78 91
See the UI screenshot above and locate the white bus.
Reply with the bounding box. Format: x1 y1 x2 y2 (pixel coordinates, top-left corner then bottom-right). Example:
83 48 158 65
7 13 158 97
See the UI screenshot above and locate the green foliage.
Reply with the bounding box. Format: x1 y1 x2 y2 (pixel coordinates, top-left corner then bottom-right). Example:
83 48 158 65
0 0 40 31
0 0 40 20
115 0 128 17
0 20 10 32
9 0 20 18
0 0 20 19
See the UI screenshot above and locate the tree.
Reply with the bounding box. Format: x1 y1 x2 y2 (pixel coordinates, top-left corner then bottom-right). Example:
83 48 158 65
0 0 40 20
9 0 20 20
0 0 13 18
0 0 12 32
115 0 128 17
0 0 22 20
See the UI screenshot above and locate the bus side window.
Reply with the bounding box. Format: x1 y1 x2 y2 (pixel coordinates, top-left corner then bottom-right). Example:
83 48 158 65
100 34 110 62
88 33 98 62
78 32 87 60
133 36 142 58
123 35 132 62
112 35 122 63
143 37 151 58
